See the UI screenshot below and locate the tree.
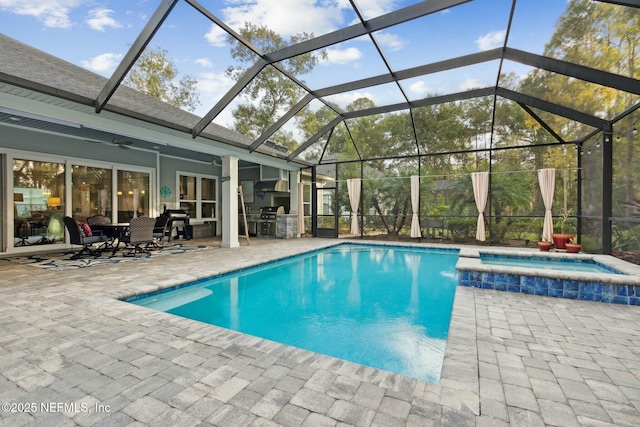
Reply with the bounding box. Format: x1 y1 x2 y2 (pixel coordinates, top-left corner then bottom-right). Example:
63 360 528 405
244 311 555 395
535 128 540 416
525 1 639 186
124 46 200 112
226 23 326 149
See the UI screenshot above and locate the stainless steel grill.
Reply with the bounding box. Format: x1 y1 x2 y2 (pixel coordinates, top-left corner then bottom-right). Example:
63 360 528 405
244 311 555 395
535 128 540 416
259 206 284 236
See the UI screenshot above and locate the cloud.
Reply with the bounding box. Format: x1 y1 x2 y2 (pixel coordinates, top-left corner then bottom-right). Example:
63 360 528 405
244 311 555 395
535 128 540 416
0 0 83 28
459 78 484 90
197 71 235 96
204 25 227 47
210 0 345 43
86 8 121 31
475 30 506 51
321 47 362 65
195 71 239 123
352 0 396 20
409 81 432 96
374 32 405 51
81 52 123 73
195 57 213 68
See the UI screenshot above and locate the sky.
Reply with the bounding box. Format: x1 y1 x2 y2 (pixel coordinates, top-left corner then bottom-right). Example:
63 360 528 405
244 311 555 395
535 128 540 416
0 0 569 129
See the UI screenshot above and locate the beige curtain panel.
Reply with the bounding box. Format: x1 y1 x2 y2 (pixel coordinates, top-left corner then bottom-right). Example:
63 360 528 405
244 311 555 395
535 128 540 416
347 178 361 235
410 175 421 238
471 171 489 241
537 168 556 242
132 189 139 218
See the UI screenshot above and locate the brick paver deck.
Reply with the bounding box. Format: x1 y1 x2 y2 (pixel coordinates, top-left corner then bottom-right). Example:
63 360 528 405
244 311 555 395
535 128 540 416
0 238 639 426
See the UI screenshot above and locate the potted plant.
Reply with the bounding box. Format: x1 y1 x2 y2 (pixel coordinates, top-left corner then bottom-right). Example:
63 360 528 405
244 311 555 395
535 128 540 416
565 237 581 253
552 208 574 250
538 239 552 251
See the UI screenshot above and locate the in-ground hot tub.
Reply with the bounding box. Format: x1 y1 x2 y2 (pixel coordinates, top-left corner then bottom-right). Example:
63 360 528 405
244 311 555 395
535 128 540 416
456 248 640 305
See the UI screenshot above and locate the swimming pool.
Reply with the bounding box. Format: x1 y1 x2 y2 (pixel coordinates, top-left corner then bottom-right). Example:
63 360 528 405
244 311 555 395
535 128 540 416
129 244 460 382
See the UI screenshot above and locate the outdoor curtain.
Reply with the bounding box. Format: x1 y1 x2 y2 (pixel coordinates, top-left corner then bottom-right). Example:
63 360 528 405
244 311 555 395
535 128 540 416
347 178 361 235
132 189 139 218
410 175 421 238
471 171 489 241
538 168 555 242
99 189 107 215
297 182 305 235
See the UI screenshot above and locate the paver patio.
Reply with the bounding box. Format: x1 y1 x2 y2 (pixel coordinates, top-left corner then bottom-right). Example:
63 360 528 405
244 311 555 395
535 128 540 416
0 238 639 426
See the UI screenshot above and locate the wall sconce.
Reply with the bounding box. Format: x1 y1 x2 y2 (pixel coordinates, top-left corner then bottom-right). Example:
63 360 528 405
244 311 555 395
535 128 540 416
221 175 231 182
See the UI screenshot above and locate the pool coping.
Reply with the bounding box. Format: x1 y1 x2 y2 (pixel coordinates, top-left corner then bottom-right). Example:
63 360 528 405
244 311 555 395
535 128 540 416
456 247 640 285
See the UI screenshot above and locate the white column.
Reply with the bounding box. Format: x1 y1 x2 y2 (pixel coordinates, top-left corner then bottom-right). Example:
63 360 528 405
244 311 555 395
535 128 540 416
289 171 301 237
221 155 239 248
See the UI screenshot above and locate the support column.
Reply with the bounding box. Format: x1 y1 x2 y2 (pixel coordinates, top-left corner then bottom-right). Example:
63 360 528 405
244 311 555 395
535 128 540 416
602 124 613 254
311 166 317 237
221 155 239 248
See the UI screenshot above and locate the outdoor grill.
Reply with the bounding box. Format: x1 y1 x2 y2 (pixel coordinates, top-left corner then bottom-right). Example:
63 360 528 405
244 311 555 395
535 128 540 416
164 209 191 240
259 206 284 236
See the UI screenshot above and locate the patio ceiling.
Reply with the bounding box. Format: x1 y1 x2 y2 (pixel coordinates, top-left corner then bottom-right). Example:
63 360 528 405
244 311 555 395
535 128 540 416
90 0 640 165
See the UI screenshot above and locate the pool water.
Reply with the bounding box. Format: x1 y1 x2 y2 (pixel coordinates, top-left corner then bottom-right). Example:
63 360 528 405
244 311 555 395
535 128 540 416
480 255 621 274
131 244 459 382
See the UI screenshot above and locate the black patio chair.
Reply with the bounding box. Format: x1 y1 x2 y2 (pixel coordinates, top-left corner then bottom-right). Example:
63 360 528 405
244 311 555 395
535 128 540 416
150 215 170 249
63 216 108 259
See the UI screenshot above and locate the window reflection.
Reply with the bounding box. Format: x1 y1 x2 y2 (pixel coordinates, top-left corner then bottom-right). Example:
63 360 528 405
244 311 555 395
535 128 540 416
117 170 149 222
71 166 112 222
13 159 65 246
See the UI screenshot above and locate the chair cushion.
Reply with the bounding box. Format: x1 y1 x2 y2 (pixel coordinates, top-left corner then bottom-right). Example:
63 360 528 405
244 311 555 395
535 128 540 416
78 221 93 237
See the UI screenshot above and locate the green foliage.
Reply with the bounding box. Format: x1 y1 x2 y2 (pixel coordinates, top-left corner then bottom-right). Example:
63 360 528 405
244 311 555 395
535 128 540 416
226 23 325 147
124 46 200 112
446 217 476 242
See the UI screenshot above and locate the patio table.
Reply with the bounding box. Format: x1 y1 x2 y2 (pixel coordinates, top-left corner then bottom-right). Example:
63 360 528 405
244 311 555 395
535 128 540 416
91 223 130 255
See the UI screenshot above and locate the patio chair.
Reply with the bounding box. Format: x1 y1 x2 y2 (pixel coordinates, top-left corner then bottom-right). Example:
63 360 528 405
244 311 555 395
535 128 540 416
150 215 170 249
63 216 108 259
120 216 156 257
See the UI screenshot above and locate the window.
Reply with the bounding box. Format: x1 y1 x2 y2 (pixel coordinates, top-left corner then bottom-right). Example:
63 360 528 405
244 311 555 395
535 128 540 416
178 173 217 220
303 183 311 216
13 159 65 245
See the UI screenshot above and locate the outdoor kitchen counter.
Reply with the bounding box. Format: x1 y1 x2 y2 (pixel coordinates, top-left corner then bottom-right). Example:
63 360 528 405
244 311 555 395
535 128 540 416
276 214 298 239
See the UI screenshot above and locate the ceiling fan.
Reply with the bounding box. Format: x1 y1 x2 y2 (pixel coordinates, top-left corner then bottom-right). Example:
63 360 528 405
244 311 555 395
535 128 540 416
112 137 133 149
